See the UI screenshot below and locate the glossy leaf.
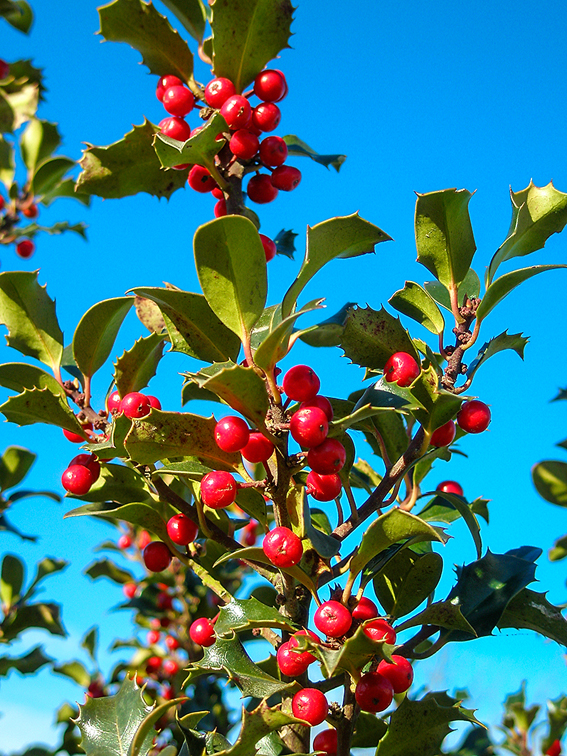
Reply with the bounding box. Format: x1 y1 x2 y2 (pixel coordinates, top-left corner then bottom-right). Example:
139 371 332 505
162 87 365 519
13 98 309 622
478 264 567 322
113 332 165 396
466 330 528 380
220 702 303 756
160 0 206 42
497 588 567 646
154 111 228 180
11 219 87 242
73 297 133 379
131 698 189 756
353 376 424 413
389 281 445 335
0 271 63 372
0 387 86 435
210 0 293 93
65 500 169 543
181 381 221 405
235 486 267 525
254 298 324 370
215 597 295 636
532 460 567 507
0 362 67 397
1 553 24 607
20 118 61 174
214 546 316 596
373 550 443 618
340 305 418 371
283 135 346 172
31 156 75 197
415 189 476 288
410 365 463 433
282 214 391 318
298 301 356 348
41 177 92 206
0 445 36 492
424 268 481 312
194 216 267 342
0 646 52 678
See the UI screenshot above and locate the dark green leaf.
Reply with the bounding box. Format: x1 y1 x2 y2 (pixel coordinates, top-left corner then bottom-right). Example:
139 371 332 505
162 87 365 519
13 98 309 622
351 712 388 748
85 558 135 585
218 702 302 756
389 281 445 335
82 626 98 662
424 268 481 312
65 500 169 543
0 387 87 436
20 118 60 174
340 305 418 371
373 551 443 618
283 135 346 172
52 660 91 688
397 600 477 636
466 331 528 380
1 553 24 607
497 588 567 646
273 228 297 259
235 486 267 525
113 332 165 396
159 0 206 42
1 601 66 640
254 298 324 371
0 513 37 541
0 0 33 33
420 490 482 558
0 362 67 397
354 376 424 413
532 459 567 507
73 297 133 379
0 445 35 491
298 301 356 348
11 219 87 241
0 133 15 187
0 646 52 678
24 557 68 599
31 156 75 197
549 534 567 562
41 177 92 206
181 381 222 405
215 597 295 636
477 264 567 322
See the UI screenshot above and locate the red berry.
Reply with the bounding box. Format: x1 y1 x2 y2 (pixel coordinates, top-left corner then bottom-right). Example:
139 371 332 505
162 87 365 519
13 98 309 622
147 395 161 410
165 635 179 650
247 174 278 204
118 534 132 550
430 419 456 447
200 470 238 509
189 617 215 646
212 187 224 200
120 392 152 418
259 234 277 262
251 102 281 132
0 60 10 80
282 365 320 402
215 416 250 452
363 618 396 645
301 395 333 421
457 399 491 434
242 521 258 546
0 195 4 211
254 69 287 102
162 85 194 116
546 740 562 756
22 204 38 218
188 164 217 193
63 423 92 443
159 116 191 142
292 688 328 726
263 526 303 568
167 513 198 545
313 729 337 756
290 407 329 448
270 165 302 191
123 582 137 599
384 352 420 387
16 239 35 259
162 659 179 676
307 438 347 475
69 453 101 481
314 600 352 638
147 630 161 645
214 199 227 217
87 681 105 698
355 671 394 712
306 471 342 501
161 683 175 700
377 655 414 693
143 541 172 572
138 530 152 550
241 432 274 463
204 77 236 108
157 591 173 611
352 596 379 622
288 629 320 664
61 465 94 495
107 390 122 414
259 136 288 167
156 75 182 101
146 655 163 675
229 129 259 160
276 641 310 676
436 480 464 497
220 95 252 129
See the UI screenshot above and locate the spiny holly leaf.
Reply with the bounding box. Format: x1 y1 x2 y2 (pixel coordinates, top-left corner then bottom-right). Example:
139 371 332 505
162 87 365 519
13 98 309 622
11 219 87 240
159 0 206 42
0 646 52 678
351 713 388 749
131 286 240 363
373 550 443 618
532 459 567 507
299 301 356 348
374 691 483 756
75 675 154 756
340 305 418 371
283 135 346 172
85 559 135 585
396 599 477 636
73 297 133 379
353 376 424 413
487 181 567 284
415 189 476 289
274 228 298 259
0 387 86 435
0 0 33 33
466 330 528 380
77 120 187 199
65 501 168 543
131 697 189 756
194 216 267 343
282 214 391 318
20 118 61 174
0 271 63 372
214 597 296 636
0 445 35 492
389 281 445 335
113 332 165 396
3 59 45 98
1 601 66 640
216 702 303 756
210 0 293 93
424 268 481 311
0 362 67 397
98 0 194 83
497 588 567 646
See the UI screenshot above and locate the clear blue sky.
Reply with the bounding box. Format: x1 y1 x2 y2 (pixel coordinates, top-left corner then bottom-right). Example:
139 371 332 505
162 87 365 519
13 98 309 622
1 0 567 751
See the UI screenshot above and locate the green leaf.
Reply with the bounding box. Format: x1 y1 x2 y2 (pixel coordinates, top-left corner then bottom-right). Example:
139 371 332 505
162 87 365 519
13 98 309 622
0 445 36 492
298 301 356 348
159 0 206 42
0 82 37 132
73 297 133 379
532 460 567 507
24 557 68 600
1 553 24 607
41 177 92 206
131 286 240 363
0 0 33 33
0 512 37 541
274 228 298 259
410 365 463 433
282 214 391 318
210 0 293 93
340 305 418 371
351 712 388 748
75 675 154 756
374 692 483 756
12 219 87 240
65 501 168 544
1 601 66 640
0 362 67 397
31 156 75 197
99 0 194 82
64 463 154 504
398 599 477 636
0 134 15 188
0 387 87 436
353 376 424 413
415 189 476 289
52 660 91 688
131 697 189 756
20 118 61 174
0 270 63 372
373 550 443 618
283 135 346 172
476 264 567 322
487 181 567 284
85 558 135 585
423 269 481 313
135 293 166 334
216 702 302 756
77 120 187 199
113 332 165 396
254 298 324 371
497 588 567 646
549 534 567 562
214 546 316 596
82 626 98 662
194 216 267 343
214 597 295 636
466 331 528 380
420 490 482 559
0 646 52 678
235 486 267 525
389 281 445 335
154 111 229 180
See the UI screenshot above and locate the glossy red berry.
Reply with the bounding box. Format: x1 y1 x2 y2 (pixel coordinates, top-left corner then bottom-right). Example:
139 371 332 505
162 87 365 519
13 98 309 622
146 655 163 675
307 438 347 475
188 164 217 193
288 629 320 664
214 199 227 217
167 513 198 545
300 395 333 421
22 204 38 218
162 85 194 116
147 395 161 410
313 729 337 756
241 432 274 463
87 681 105 698
546 740 562 756
263 526 303 568
247 174 278 204
314 600 352 638
213 416 249 454
259 136 288 167
16 239 35 258
123 582 137 599
384 352 420 387
162 659 179 676
200 470 238 509
156 74 182 101
457 399 491 433
165 635 179 650
147 629 161 645
270 165 302 191
159 116 191 141
107 390 122 414
251 102 281 132
143 541 172 572
290 407 329 448
205 77 236 108
220 95 252 129
118 534 132 550
430 419 456 447
254 69 287 102
282 365 320 401
292 688 328 726
69 453 101 481
189 617 215 646
63 423 92 443
120 392 152 418
306 471 342 501
61 465 94 495
363 618 396 645
276 641 310 676
377 655 414 693
229 129 259 160
436 480 464 496
260 234 277 261
355 671 394 712
352 596 379 622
